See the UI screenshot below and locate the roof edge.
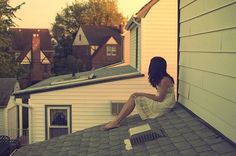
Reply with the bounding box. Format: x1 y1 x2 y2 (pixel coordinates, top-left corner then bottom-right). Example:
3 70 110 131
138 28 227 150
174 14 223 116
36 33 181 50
136 0 159 18
13 72 144 95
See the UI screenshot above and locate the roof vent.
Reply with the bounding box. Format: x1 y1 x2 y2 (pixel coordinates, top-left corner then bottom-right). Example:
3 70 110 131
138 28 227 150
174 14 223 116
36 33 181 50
128 123 166 146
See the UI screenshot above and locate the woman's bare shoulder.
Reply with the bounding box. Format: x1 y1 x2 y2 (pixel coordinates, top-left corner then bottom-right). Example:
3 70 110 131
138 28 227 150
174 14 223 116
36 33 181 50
161 76 174 87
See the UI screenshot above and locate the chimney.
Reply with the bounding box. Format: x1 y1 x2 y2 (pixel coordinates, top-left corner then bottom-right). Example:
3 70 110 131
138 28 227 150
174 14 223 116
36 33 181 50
119 24 124 34
31 33 43 82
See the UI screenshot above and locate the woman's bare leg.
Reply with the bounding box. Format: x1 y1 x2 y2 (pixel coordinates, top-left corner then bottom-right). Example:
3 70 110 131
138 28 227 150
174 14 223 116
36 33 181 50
103 94 136 130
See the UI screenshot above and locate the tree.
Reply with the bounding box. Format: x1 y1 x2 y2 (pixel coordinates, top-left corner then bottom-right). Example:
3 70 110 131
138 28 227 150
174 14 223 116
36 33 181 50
0 0 25 78
0 52 25 78
0 0 24 49
52 0 124 74
52 0 124 42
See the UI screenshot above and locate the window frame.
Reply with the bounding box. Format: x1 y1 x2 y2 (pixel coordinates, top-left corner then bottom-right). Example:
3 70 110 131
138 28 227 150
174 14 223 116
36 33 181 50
111 101 125 116
45 105 72 140
106 45 117 56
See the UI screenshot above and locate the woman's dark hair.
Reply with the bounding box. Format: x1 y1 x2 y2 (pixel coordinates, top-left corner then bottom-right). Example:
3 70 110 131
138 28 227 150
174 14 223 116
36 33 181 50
148 56 174 88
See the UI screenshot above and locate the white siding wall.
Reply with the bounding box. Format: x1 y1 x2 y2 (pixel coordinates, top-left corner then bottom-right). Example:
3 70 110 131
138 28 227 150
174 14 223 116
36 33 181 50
29 77 156 143
141 0 178 84
179 0 236 143
4 97 17 137
130 27 137 68
0 109 4 135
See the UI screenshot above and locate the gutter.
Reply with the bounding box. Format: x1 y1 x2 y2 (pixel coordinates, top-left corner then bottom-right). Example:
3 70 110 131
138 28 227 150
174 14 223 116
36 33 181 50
13 72 144 95
125 16 140 30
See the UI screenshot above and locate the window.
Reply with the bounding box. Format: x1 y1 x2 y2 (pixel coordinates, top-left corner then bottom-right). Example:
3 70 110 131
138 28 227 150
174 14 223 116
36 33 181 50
111 101 125 115
106 45 117 56
45 106 71 139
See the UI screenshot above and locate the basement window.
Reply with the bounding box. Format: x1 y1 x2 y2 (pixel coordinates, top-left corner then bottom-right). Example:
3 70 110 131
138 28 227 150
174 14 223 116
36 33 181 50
111 101 125 115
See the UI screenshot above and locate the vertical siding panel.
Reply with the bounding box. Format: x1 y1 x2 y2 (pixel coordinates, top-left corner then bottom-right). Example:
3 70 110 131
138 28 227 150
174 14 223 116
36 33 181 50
130 29 136 68
179 0 236 143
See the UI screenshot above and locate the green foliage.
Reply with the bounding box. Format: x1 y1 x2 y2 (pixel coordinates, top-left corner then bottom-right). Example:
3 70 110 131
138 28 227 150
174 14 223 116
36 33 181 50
0 1 25 50
0 52 26 78
0 0 25 78
52 0 124 42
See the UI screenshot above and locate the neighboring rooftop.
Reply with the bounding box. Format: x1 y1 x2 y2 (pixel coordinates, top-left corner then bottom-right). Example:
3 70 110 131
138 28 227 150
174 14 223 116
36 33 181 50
12 104 236 156
14 65 141 95
0 78 18 108
9 28 53 51
81 25 122 45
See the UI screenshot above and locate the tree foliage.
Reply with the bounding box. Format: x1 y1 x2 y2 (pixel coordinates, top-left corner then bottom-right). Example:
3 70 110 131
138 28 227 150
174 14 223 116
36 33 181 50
52 0 124 42
0 52 25 78
52 0 124 74
0 0 24 49
0 0 25 78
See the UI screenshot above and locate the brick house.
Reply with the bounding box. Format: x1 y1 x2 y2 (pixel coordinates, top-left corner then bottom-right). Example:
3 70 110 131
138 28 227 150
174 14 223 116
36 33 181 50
9 28 54 87
72 26 123 71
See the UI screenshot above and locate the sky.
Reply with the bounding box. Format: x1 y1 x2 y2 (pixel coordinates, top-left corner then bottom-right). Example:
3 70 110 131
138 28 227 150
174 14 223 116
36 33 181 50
9 0 150 29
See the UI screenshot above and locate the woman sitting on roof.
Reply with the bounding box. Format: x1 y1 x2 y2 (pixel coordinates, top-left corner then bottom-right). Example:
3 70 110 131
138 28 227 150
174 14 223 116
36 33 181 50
103 56 176 130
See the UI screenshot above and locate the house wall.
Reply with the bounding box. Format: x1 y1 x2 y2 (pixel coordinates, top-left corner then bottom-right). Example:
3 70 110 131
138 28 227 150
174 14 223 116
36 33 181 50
0 109 4 134
73 46 91 71
122 31 130 64
92 44 122 69
3 97 18 137
28 76 157 143
141 0 178 82
73 27 89 46
178 0 236 143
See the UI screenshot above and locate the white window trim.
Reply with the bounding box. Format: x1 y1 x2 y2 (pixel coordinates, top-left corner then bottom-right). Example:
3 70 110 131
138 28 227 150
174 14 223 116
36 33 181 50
106 45 117 56
46 106 71 139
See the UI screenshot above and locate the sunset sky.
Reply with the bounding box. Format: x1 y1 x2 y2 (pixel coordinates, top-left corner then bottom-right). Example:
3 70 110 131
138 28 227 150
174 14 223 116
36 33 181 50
9 0 150 29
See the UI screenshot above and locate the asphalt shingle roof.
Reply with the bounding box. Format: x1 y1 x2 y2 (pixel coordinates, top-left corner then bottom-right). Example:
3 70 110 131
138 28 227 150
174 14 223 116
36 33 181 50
9 28 53 51
13 104 236 156
81 26 122 45
0 78 17 107
14 65 140 95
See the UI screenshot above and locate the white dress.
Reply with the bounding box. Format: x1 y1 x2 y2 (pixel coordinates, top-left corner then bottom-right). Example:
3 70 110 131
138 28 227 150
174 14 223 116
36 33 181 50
135 86 176 120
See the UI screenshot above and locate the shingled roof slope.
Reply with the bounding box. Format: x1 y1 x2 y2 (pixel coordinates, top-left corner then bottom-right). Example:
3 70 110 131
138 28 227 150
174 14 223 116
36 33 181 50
81 26 122 45
14 65 141 95
0 78 17 107
9 28 53 51
13 104 236 156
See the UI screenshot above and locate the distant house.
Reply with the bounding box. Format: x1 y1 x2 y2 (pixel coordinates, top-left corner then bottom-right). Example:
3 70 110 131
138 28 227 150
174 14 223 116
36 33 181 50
9 28 54 87
125 0 177 86
72 26 123 71
178 0 236 143
0 78 21 139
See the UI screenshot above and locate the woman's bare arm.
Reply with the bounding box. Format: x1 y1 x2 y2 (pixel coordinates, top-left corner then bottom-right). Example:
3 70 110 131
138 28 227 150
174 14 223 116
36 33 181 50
132 77 171 102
